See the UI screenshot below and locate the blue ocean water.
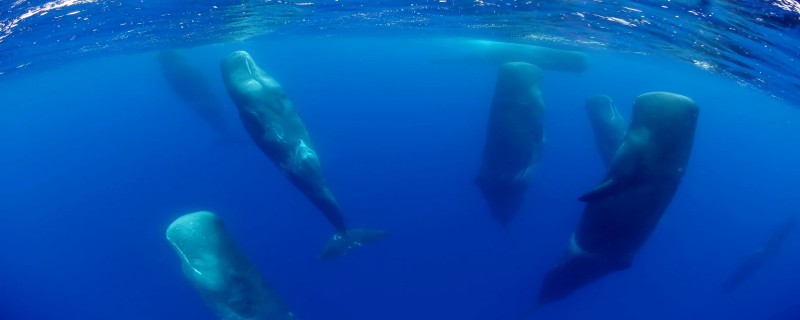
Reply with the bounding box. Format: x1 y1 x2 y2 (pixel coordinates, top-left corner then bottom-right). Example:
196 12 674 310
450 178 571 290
1 2 800 320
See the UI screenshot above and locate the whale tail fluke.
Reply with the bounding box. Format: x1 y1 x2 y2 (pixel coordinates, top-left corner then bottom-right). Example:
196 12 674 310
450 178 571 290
319 228 388 260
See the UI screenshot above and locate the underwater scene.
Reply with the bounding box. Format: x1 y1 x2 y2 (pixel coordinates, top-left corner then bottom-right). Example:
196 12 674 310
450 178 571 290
1 1 799 320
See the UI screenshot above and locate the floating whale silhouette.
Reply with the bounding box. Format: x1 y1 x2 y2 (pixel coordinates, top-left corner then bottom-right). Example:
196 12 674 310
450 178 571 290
723 215 797 292
158 50 244 142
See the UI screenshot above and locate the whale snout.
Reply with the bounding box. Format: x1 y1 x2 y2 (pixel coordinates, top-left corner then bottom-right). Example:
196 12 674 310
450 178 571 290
166 211 225 262
227 50 253 63
585 95 613 112
633 92 698 128
222 50 258 75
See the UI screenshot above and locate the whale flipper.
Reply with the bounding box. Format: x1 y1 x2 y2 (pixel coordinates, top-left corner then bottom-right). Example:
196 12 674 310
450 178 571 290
319 229 388 260
578 179 620 202
579 130 649 202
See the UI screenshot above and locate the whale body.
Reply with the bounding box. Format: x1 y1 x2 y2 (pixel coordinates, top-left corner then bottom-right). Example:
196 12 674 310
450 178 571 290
166 211 296 320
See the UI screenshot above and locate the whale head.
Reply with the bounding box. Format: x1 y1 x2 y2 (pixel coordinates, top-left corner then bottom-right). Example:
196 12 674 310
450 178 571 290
585 95 618 122
165 211 231 292
166 211 297 320
220 50 285 108
631 92 698 136
221 51 259 77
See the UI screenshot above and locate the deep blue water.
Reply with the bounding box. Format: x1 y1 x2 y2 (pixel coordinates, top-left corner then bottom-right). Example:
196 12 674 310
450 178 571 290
1 2 800 319
1 38 799 319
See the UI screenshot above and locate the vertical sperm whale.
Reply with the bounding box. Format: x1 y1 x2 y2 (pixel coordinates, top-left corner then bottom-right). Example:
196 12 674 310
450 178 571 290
538 92 699 304
219 50 386 260
475 62 545 227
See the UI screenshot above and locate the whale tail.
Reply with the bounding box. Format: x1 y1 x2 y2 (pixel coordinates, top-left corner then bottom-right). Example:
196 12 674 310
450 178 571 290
319 228 388 260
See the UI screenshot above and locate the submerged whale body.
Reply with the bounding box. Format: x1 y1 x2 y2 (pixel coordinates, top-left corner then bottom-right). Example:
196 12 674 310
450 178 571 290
538 92 699 304
585 95 627 167
435 39 589 73
219 50 387 260
157 50 242 141
723 215 797 292
166 211 296 320
475 62 545 226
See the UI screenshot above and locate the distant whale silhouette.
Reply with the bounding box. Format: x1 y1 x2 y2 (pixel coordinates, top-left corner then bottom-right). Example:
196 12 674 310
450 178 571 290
475 62 545 227
722 215 797 292
537 92 699 305
220 50 387 260
157 50 244 142
585 95 627 167
166 211 297 320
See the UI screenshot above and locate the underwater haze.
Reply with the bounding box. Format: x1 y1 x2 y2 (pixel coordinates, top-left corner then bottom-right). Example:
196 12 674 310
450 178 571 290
1 1 800 320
